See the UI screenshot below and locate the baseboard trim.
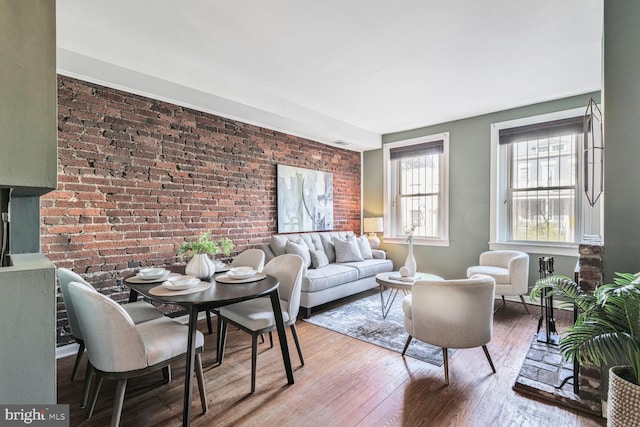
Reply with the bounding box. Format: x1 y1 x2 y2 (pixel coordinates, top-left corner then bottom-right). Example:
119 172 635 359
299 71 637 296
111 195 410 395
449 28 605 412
56 311 210 360
502 294 571 311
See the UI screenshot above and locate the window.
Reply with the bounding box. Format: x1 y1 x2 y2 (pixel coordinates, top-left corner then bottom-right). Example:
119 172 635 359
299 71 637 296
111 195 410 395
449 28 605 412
490 108 603 256
383 133 449 246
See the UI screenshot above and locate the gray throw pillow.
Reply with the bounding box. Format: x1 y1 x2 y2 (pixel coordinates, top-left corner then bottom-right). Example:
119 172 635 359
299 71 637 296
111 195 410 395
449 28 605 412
334 235 364 263
320 234 336 263
356 235 373 259
310 250 329 269
286 239 311 268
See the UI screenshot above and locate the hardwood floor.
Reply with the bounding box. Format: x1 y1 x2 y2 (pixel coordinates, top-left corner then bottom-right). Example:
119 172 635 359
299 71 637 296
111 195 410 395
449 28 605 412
57 295 605 426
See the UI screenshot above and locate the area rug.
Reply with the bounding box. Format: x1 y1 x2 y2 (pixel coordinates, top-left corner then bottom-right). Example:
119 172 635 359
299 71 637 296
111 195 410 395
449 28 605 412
304 291 452 366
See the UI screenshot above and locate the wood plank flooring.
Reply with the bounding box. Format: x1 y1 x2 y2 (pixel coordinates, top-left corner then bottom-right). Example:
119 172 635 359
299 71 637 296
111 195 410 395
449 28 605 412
56 294 606 426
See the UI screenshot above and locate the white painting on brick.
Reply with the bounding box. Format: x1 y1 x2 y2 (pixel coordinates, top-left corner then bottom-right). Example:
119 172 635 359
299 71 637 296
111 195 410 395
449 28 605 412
277 164 333 233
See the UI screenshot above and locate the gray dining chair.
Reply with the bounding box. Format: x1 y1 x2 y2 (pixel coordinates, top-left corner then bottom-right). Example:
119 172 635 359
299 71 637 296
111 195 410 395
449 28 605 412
68 281 207 426
231 248 265 272
57 268 166 382
217 253 305 393
401 274 497 385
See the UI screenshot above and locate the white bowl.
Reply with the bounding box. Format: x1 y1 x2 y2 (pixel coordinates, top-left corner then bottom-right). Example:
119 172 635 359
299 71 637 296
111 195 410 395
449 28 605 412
227 267 257 279
139 267 167 276
163 276 200 290
136 269 170 280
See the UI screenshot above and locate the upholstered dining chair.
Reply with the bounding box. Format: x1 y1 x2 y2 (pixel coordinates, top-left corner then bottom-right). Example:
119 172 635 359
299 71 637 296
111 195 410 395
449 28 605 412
57 268 166 382
401 275 497 385
68 281 207 427
466 250 530 313
217 253 305 393
231 248 265 272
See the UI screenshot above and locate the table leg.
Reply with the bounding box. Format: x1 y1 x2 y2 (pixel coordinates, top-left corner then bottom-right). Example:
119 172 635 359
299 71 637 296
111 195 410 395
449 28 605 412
127 288 139 303
182 305 199 427
380 285 400 319
270 290 294 385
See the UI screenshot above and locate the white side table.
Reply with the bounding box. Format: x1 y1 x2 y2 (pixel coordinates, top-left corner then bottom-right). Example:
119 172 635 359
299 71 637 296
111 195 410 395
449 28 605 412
375 271 444 318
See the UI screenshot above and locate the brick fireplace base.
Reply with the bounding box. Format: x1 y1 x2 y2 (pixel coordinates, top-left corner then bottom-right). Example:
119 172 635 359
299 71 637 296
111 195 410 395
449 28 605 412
513 336 602 417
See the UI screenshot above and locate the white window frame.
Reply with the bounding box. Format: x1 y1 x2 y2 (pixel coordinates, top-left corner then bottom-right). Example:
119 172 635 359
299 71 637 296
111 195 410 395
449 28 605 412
383 132 450 247
490 107 603 256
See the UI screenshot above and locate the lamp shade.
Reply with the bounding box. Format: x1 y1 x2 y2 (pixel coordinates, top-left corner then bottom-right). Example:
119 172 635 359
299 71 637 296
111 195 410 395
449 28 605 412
363 217 384 233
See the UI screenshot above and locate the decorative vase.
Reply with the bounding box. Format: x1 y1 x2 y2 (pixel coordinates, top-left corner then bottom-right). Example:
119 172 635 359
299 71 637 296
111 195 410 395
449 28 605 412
185 253 216 279
608 365 640 426
404 241 417 277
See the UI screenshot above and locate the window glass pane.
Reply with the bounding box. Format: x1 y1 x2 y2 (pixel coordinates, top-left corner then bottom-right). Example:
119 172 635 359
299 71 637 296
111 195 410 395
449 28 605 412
508 134 577 243
396 152 440 237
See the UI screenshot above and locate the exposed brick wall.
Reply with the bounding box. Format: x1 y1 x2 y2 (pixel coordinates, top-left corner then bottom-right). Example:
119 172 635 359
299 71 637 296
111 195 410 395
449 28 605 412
45 75 361 346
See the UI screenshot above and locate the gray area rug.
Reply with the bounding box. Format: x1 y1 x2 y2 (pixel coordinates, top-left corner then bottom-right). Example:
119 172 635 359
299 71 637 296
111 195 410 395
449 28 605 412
304 290 452 366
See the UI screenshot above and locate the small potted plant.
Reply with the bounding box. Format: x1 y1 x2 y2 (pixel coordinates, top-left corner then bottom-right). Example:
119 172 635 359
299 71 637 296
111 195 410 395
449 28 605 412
530 271 640 424
178 232 220 279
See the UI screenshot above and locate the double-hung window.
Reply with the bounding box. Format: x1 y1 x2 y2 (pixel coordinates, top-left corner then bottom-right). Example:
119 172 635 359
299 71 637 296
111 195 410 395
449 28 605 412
383 133 449 246
490 108 602 256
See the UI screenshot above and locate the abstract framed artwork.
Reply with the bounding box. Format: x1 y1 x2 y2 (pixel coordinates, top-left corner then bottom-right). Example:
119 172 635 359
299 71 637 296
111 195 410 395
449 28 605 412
277 164 333 233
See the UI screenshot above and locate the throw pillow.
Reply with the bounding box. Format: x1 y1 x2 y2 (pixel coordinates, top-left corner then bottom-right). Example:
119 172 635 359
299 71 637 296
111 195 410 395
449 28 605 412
334 235 364 263
320 234 336 263
356 235 373 259
309 250 329 269
286 239 311 268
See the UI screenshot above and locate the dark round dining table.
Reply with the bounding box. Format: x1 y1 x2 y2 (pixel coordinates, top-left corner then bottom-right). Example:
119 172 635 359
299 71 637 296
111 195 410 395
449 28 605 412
124 268 294 427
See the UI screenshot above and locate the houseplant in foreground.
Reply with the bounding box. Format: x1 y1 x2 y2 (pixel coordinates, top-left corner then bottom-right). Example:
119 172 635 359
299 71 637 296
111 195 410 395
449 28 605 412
178 232 220 279
530 271 640 425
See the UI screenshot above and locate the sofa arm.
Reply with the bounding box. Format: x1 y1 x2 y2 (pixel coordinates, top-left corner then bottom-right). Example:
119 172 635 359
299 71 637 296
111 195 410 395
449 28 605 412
371 249 387 260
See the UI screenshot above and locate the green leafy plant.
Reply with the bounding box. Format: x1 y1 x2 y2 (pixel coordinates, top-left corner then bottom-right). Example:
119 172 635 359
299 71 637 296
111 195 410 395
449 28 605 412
178 232 220 259
218 237 235 257
530 271 640 385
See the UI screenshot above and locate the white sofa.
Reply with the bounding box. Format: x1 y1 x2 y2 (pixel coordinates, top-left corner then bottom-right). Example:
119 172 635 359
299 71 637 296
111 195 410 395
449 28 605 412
261 231 394 317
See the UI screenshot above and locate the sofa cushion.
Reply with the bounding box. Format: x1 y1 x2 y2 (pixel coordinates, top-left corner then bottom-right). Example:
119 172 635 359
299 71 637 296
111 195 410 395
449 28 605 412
270 235 292 256
302 264 360 293
340 258 394 279
356 235 373 259
334 235 364 263
466 265 510 284
309 250 329 269
286 239 311 268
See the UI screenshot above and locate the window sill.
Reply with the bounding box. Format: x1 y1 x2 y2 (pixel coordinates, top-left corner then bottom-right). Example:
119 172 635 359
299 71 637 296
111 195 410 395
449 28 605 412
383 236 450 247
489 241 578 257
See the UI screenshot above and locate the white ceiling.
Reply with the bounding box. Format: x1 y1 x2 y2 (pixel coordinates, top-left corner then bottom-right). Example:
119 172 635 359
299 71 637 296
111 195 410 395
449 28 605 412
56 0 603 152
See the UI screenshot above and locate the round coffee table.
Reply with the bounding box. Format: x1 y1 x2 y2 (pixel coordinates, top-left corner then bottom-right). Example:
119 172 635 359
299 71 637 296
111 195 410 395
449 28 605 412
375 271 443 318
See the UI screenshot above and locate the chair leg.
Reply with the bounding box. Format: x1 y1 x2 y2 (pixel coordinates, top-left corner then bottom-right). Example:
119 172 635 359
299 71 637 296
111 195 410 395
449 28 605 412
268 331 274 349
195 353 208 413
111 379 127 427
71 341 85 381
162 366 171 384
206 310 213 334
251 334 258 393
218 319 228 366
86 374 103 420
482 345 497 374
519 295 530 314
401 335 412 356
290 324 304 366
443 348 449 386
80 361 94 409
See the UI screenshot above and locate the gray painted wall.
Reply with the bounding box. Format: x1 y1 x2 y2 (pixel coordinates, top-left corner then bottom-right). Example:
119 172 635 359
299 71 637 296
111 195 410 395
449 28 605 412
363 93 600 286
0 0 57 403
603 1 640 282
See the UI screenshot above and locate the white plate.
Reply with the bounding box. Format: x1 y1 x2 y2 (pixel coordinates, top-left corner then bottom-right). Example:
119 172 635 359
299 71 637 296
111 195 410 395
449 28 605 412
162 277 201 290
227 267 257 280
214 261 226 269
136 270 170 281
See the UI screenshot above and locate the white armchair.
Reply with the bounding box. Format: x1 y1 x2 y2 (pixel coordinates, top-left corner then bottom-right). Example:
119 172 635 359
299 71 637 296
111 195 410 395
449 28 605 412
466 250 530 314
401 275 497 385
